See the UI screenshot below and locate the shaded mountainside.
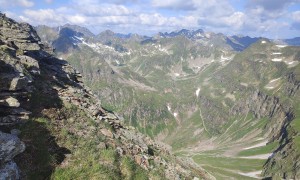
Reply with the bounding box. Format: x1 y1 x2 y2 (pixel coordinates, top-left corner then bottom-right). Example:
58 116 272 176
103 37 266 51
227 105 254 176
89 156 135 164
0 13 215 179
35 21 300 179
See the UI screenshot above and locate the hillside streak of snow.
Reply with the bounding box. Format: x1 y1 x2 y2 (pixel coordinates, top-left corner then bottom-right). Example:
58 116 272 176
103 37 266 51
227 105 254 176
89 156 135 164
243 141 268 150
276 45 287 48
271 58 282 62
196 88 200 97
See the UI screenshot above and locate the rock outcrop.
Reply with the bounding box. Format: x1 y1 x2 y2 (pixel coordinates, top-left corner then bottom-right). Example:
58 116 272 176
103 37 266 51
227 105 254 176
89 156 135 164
232 90 292 140
0 131 25 179
0 14 37 177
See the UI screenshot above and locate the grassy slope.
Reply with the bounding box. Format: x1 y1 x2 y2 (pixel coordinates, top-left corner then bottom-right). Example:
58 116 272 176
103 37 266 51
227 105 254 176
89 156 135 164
54 37 300 179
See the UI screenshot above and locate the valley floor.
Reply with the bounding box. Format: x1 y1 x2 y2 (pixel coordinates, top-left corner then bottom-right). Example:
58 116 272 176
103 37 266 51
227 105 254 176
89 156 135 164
170 113 278 179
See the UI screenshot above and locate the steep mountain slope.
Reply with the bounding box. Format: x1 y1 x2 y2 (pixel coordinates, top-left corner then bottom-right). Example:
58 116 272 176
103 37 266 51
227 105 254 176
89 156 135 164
36 23 300 179
0 13 215 179
282 37 300 46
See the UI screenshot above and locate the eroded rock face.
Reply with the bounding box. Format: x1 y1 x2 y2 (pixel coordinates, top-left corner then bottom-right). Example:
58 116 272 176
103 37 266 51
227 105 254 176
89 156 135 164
231 90 291 139
0 14 41 53
0 23 33 125
0 13 37 179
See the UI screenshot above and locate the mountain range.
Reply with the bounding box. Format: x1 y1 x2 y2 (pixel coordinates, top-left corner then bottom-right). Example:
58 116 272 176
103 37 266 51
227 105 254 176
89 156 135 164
1 13 300 179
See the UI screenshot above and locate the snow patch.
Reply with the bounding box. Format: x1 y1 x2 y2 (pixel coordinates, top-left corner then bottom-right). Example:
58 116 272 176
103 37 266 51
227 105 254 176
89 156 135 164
220 55 231 62
167 105 171 111
238 170 262 179
276 45 287 48
243 141 268 150
154 44 170 54
269 78 281 83
272 52 282 55
196 88 200 97
239 153 273 159
173 113 178 117
196 33 203 37
288 61 296 64
265 86 275 89
261 41 266 44
174 73 180 77
74 36 84 41
271 58 282 62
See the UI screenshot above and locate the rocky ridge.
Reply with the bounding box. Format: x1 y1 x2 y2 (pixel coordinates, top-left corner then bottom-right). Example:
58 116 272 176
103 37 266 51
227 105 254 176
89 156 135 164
0 13 213 179
0 13 40 179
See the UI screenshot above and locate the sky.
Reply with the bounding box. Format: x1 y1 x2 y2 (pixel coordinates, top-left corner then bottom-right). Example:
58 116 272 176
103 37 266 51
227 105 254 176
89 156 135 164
0 0 299 39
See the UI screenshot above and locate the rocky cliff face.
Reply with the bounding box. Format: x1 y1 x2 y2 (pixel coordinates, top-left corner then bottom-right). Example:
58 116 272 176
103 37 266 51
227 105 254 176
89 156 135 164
231 89 293 140
262 71 300 179
0 13 214 179
0 13 40 178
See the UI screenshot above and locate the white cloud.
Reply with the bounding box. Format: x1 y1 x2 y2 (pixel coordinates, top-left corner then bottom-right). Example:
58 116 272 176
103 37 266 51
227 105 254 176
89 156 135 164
3 0 298 38
291 11 300 30
66 15 86 24
71 0 133 16
21 9 64 25
152 0 196 10
193 0 234 17
246 0 300 11
198 12 245 30
0 0 34 7
292 11 300 22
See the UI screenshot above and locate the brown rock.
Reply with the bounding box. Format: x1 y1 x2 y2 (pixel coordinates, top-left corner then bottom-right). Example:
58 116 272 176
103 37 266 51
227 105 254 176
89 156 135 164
100 129 114 138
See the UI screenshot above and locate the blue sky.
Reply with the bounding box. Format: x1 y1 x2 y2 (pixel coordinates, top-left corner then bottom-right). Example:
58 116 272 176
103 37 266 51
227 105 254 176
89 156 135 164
0 0 299 38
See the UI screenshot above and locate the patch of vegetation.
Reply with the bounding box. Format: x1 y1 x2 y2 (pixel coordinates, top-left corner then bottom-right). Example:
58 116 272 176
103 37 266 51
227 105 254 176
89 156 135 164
120 156 148 180
203 165 256 180
15 117 67 179
193 155 265 172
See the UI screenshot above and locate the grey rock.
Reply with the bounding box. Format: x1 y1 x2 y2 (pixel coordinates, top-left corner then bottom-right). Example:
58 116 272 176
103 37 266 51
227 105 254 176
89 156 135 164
105 113 117 120
0 114 29 125
18 55 40 75
116 146 123 155
0 131 25 162
0 161 20 180
97 142 106 150
0 97 20 107
0 73 29 91
10 129 21 136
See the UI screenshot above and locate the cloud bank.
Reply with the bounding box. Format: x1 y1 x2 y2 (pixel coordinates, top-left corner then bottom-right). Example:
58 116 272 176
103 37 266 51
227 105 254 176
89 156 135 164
1 0 299 38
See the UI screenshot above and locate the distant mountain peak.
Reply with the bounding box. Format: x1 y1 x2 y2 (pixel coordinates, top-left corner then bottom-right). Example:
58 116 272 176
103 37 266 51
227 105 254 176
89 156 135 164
158 28 205 39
